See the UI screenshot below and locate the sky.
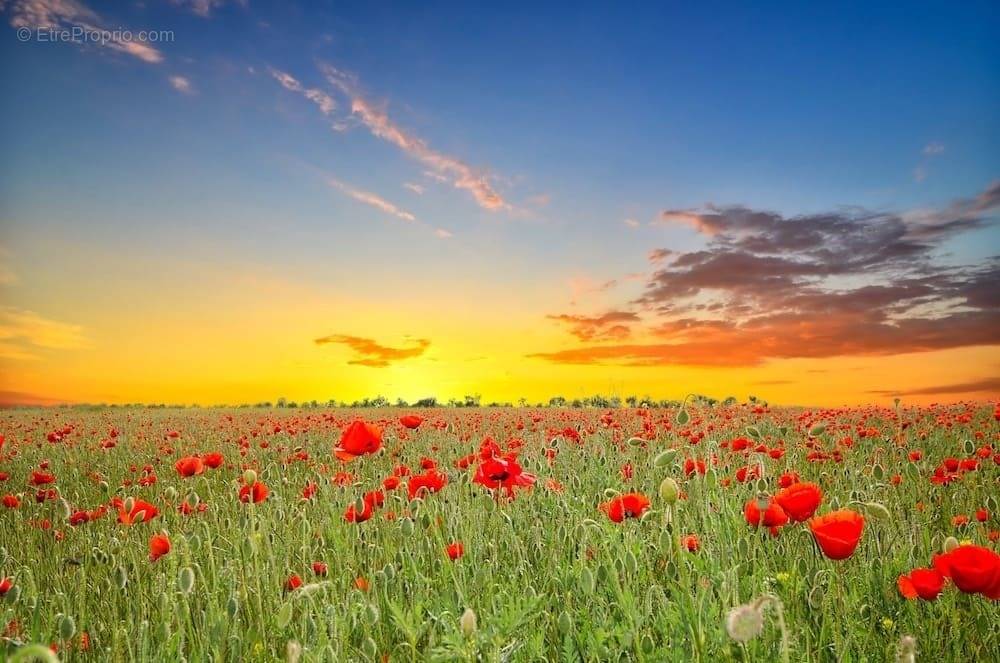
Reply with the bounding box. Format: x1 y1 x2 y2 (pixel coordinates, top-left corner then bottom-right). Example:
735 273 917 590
0 0 998 407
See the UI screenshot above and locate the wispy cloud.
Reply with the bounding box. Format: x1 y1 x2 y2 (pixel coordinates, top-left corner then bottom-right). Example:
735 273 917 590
623 218 640 228
0 306 87 361
3 0 164 63
318 63 508 212
547 311 639 342
314 334 430 367
170 0 246 18
269 68 337 116
914 141 945 182
327 177 416 222
404 182 425 195
168 75 194 94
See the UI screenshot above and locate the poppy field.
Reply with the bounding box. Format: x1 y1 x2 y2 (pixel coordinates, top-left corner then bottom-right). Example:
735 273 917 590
1 401 998 662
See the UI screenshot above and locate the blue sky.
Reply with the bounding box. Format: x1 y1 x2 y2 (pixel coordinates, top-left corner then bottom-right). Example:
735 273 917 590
0 0 997 405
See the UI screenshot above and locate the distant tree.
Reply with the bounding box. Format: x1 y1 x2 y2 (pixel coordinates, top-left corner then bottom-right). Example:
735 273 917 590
548 396 567 407
276 397 288 408
414 397 438 408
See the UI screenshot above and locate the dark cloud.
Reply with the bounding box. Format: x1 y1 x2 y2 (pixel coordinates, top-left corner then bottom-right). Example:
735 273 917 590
546 311 640 342
868 377 1000 397
314 334 430 367
533 182 1000 366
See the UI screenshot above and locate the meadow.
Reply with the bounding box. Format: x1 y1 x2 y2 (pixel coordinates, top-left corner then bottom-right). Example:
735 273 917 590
0 401 998 662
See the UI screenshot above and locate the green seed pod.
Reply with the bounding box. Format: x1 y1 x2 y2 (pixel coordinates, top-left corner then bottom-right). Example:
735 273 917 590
59 615 76 641
178 567 195 594
623 551 638 575
675 409 689 425
558 611 572 634
383 564 395 581
365 603 380 624
226 596 239 619
156 621 170 642
808 424 825 437
872 464 884 481
596 564 609 583
579 567 595 594
400 518 414 537
658 528 673 551
640 633 655 654
276 602 293 629
361 637 377 659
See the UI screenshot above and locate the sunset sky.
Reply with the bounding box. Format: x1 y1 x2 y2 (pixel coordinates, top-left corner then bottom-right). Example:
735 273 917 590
1 1 998 406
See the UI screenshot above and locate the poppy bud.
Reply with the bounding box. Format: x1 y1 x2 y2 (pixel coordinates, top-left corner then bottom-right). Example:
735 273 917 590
59 614 76 641
558 611 572 634
725 604 763 642
579 567 595 594
896 635 916 663
178 567 195 594
227 596 239 618
675 408 689 425
286 641 302 663
640 634 655 654
243 469 257 485
942 536 959 553
365 604 380 624
276 602 293 628
460 607 477 637
164 487 177 501
746 425 761 439
864 502 891 521
100 481 110 493
653 450 677 467
124 497 135 514
659 478 679 504
361 637 377 659
114 566 128 589
808 424 826 437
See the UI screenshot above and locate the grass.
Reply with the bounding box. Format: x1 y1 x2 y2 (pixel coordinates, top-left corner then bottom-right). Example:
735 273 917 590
1 403 998 661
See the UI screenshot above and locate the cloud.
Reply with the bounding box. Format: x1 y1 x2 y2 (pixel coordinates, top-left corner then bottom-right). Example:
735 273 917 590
531 182 1000 367
168 75 194 94
546 311 640 342
434 228 453 239
623 218 640 228
404 182 425 195
914 141 946 182
3 0 164 63
327 177 416 222
314 334 430 367
868 377 1000 397
317 63 508 212
171 0 246 17
0 306 87 360
269 68 337 115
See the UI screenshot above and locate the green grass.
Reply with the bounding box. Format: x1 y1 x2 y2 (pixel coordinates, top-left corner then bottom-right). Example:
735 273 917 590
1 403 997 661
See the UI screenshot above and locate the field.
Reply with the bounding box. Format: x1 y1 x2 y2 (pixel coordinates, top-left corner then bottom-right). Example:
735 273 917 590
1 402 998 662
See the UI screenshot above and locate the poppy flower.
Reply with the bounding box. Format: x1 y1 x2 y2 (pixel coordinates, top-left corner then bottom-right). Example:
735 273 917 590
239 481 269 504
149 533 171 562
354 576 369 592
1 495 19 509
285 574 303 592
472 455 536 498
117 499 159 525
399 415 424 429
202 452 224 469
0 578 12 596
809 510 865 560
600 493 651 523
681 534 700 552
774 482 822 522
30 471 56 486
407 469 448 500
175 456 204 477
744 498 789 530
335 420 383 462
932 545 1000 599
897 568 944 601
446 542 464 560
312 562 328 576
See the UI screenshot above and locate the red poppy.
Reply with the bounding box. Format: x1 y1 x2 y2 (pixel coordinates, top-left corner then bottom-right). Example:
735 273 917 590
285 574 303 592
335 420 383 462
117 499 159 525
0 578 12 596
600 493 651 523
239 481 269 504
1 495 19 509
897 568 944 600
774 482 822 522
446 542 464 560
399 415 424 429
354 576 369 592
809 510 865 560
30 471 56 486
149 533 171 562
407 469 448 500
932 545 1000 599
744 498 789 530
175 456 204 477
472 455 536 498
681 534 700 552
312 562 328 576
202 452 224 469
